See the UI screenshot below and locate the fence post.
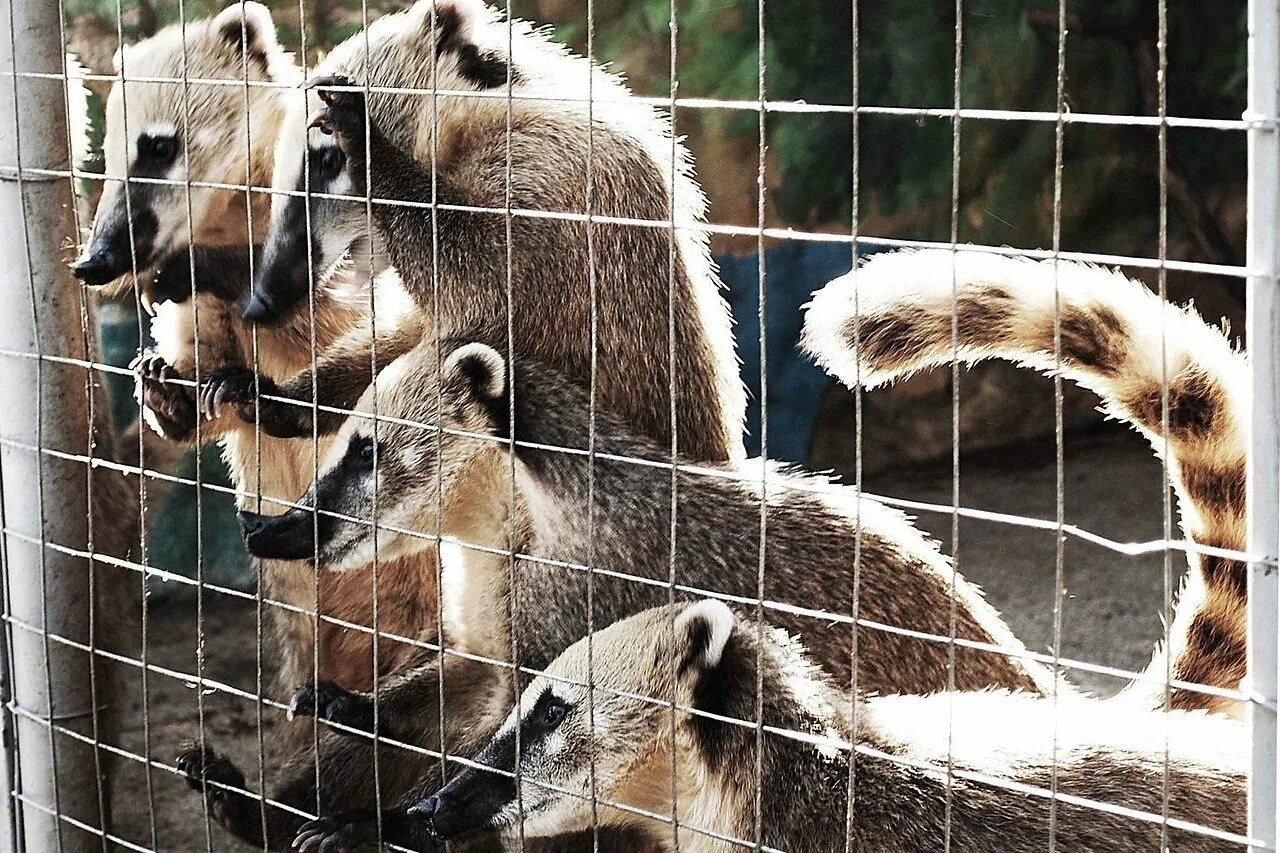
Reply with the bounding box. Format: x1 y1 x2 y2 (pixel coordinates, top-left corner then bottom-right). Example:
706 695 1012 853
1248 0 1280 848
0 0 111 848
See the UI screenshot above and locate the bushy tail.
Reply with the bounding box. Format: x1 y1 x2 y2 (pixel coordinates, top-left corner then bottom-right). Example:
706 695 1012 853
802 248 1249 714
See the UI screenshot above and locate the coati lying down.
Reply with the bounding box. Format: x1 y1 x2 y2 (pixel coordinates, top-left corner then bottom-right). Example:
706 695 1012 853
803 248 1251 715
351 600 1245 853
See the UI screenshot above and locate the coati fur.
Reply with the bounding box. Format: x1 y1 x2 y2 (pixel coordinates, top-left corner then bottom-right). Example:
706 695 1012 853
172 0 743 847
391 600 1246 853
79 6 436 704
227 339 1059 848
209 0 748 465
802 248 1250 716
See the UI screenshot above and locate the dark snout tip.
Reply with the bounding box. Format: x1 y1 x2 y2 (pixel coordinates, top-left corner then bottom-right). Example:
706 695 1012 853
235 510 267 537
241 292 279 324
407 795 454 839
236 509 316 561
406 795 442 820
71 253 122 288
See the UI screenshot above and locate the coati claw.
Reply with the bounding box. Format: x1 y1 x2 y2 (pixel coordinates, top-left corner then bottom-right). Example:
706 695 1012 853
196 366 261 422
305 74 366 156
176 743 247 801
134 351 198 440
292 812 379 853
287 681 378 735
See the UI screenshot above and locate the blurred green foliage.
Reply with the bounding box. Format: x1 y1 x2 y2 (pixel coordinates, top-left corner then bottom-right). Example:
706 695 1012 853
555 0 1245 257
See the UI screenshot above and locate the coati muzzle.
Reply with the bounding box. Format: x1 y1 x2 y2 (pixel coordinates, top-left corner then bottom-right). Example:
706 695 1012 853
236 507 326 561
72 200 159 288
408 763 516 841
244 210 311 324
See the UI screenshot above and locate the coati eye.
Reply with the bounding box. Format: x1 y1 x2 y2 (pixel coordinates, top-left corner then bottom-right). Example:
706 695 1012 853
347 436 378 470
139 134 179 167
315 145 346 181
541 696 568 730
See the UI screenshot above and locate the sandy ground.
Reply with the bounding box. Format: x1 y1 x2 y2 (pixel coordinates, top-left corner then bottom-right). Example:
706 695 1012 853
98 421 1183 850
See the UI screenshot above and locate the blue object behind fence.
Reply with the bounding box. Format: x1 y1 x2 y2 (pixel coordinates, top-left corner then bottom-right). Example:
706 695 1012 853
718 241 855 463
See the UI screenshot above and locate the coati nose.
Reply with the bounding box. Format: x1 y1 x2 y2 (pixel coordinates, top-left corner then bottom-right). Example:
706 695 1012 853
236 509 318 561
407 793 455 837
241 291 278 323
72 250 124 287
406 795 442 820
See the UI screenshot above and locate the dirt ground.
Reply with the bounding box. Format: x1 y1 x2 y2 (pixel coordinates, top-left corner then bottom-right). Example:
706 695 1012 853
99 421 1183 850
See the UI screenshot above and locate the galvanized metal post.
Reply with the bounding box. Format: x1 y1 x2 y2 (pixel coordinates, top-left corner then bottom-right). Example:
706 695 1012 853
1248 0 1280 848
0 0 109 848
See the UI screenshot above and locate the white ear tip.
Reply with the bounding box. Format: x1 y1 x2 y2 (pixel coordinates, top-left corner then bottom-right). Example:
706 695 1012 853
678 599 735 670
448 343 506 400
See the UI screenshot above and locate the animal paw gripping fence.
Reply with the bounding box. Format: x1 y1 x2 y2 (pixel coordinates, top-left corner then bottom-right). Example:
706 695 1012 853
0 0 1277 851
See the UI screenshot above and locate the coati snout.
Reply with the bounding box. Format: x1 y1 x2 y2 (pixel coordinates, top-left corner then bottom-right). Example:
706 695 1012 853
73 200 159 287
236 508 320 561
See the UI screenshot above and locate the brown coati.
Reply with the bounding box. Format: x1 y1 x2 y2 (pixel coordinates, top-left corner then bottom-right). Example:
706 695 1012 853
370 600 1246 853
202 0 748 466
172 0 739 847
76 5 437 702
801 248 1250 716
222 338 1059 848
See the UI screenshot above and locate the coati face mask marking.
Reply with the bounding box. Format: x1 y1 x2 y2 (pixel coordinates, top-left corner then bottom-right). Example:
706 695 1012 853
407 601 736 842
236 341 509 570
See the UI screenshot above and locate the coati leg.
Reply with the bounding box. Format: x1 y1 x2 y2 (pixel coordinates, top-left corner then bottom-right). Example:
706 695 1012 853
205 314 425 439
130 351 199 443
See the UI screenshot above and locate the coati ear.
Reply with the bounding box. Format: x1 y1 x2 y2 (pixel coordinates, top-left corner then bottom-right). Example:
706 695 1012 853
212 2 280 67
443 343 508 401
675 600 735 680
422 0 515 88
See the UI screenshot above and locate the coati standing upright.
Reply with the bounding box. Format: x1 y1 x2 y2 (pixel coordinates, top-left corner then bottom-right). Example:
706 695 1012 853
74 3 434 701
177 0 747 847
380 600 1246 853
802 248 1251 716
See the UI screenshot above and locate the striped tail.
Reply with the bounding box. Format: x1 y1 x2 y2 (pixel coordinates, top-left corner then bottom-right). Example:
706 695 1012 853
802 248 1249 715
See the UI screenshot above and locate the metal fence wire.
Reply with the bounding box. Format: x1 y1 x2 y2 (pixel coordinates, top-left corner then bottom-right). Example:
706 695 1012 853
0 0 1277 851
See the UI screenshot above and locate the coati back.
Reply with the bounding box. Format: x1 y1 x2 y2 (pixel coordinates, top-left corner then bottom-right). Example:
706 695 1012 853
226 0 747 464
802 248 1249 716
391 600 1246 853
242 340 1054 702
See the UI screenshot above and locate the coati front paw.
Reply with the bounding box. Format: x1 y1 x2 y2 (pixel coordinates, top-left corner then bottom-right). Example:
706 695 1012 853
176 743 248 820
288 681 379 736
307 74 367 160
196 366 267 423
292 812 382 853
130 350 197 441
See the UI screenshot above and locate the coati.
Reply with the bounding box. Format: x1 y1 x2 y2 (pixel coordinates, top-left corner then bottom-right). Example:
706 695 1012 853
203 0 748 465
374 599 1246 853
802 248 1250 716
221 338 1059 847
174 0 743 847
72 1 295 290
76 5 434 702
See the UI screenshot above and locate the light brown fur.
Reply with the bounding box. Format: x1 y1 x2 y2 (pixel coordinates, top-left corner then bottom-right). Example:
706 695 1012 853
425 602 1246 852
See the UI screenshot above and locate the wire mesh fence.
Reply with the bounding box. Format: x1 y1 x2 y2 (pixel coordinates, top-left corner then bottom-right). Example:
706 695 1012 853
0 0 1276 850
